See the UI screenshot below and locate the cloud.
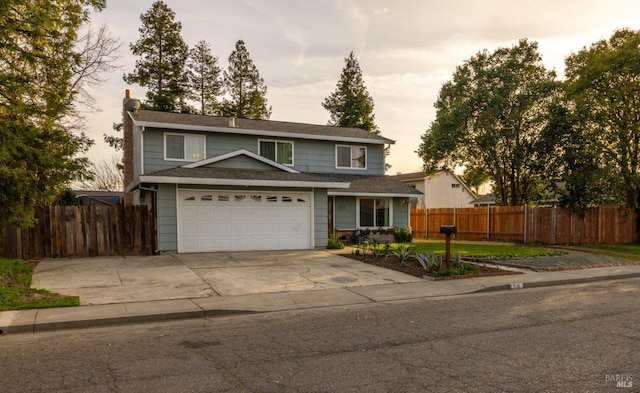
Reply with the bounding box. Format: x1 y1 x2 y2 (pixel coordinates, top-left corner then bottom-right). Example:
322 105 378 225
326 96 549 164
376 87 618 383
86 0 640 173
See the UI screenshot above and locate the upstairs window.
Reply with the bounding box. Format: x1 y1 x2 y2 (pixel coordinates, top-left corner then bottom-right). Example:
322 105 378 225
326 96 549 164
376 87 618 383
336 145 366 169
259 140 293 165
165 133 205 161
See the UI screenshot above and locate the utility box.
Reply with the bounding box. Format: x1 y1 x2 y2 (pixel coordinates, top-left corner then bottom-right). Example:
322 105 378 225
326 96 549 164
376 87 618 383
440 225 457 235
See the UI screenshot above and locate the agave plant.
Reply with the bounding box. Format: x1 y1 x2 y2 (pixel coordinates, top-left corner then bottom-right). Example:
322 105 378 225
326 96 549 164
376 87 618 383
392 243 415 266
416 252 442 273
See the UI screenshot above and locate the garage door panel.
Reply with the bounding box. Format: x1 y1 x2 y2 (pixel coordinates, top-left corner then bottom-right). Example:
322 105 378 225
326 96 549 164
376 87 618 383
248 223 265 234
178 190 312 252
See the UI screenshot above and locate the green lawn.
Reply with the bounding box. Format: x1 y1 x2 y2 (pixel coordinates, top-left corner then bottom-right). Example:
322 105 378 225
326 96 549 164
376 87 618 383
405 241 564 258
576 243 640 256
0 258 79 311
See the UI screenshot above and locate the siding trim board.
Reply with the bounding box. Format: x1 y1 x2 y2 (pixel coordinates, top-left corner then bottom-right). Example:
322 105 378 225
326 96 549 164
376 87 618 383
139 176 348 189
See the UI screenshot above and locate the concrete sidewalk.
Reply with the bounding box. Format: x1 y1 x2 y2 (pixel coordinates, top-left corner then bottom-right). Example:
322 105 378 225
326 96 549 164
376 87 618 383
2 250 640 335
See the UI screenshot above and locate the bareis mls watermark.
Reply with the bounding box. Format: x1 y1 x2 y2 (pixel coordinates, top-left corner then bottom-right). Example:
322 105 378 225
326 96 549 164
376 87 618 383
604 373 633 388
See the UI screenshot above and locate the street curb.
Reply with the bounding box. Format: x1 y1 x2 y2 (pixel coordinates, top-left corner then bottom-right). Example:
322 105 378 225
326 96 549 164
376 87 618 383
474 272 640 293
1 308 259 335
3 273 640 335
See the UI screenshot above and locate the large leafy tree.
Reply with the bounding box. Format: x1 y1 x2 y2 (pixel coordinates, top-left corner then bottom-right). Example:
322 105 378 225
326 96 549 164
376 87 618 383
322 52 380 134
124 1 189 112
537 101 613 209
222 40 271 119
0 0 106 226
187 40 223 115
564 29 640 208
417 39 557 206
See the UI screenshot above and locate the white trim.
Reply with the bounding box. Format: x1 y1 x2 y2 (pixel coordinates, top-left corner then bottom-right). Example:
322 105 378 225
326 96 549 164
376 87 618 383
356 197 393 229
139 175 350 189
140 126 145 175
133 120 395 145
181 149 299 173
328 191 422 198
175 185 181 253
335 144 367 170
163 132 206 162
258 139 294 166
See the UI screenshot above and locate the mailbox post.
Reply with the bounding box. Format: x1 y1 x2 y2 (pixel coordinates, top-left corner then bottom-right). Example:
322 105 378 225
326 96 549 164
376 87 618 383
439 225 457 269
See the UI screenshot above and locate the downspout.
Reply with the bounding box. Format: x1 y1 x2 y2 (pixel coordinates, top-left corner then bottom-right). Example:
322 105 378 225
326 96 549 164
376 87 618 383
140 126 145 175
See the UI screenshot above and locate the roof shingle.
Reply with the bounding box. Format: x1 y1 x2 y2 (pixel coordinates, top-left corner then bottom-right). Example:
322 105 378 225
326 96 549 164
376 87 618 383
131 110 395 144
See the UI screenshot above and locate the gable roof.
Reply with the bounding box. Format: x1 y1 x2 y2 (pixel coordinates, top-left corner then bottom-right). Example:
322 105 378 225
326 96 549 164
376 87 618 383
181 149 299 173
134 167 350 190
391 171 428 182
324 174 423 197
129 110 395 145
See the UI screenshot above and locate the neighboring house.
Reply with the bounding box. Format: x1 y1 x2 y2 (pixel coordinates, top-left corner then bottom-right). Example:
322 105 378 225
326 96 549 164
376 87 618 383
74 190 124 206
121 91 421 253
392 171 476 209
471 194 496 207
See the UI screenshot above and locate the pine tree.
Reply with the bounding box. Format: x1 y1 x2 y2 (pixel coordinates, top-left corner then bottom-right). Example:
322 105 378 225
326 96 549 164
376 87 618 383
222 40 272 119
322 52 380 134
187 40 223 115
124 1 189 112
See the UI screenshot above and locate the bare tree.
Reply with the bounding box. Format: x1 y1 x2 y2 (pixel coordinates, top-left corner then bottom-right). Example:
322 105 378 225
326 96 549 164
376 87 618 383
72 24 122 111
64 24 122 134
78 155 124 191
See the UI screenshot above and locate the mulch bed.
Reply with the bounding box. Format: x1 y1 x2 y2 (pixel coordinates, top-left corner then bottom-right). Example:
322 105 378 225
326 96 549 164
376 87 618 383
342 254 522 280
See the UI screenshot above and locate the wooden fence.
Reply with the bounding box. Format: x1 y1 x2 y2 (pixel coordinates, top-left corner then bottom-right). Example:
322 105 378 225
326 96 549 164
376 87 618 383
411 206 638 244
1 205 156 259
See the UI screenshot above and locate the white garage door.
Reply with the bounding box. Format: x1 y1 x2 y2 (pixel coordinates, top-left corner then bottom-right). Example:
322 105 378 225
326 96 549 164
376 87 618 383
177 189 312 252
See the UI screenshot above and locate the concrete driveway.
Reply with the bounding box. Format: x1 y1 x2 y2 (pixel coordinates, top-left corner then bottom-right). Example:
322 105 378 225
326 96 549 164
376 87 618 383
32 250 423 305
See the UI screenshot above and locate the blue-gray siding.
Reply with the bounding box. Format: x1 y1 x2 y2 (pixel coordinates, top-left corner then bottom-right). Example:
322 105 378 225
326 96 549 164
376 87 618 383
156 183 177 252
141 128 386 176
334 196 357 229
313 188 328 249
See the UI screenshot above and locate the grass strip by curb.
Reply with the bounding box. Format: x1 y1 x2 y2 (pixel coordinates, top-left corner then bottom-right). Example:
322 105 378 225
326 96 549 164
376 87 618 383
0 258 79 311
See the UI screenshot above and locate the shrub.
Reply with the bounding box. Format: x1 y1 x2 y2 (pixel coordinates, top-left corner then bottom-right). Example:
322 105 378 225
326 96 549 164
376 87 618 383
436 263 481 277
393 227 413 243
327 237 345 249
350 228 371 244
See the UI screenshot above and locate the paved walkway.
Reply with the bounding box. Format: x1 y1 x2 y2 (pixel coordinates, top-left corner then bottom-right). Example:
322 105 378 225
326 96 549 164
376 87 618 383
2 250 640 335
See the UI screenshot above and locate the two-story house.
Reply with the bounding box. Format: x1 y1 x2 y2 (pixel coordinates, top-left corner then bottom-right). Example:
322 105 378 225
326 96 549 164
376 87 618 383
122 91 421 253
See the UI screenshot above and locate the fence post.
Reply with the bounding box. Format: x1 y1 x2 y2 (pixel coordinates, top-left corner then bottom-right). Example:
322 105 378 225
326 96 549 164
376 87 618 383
486 206 490 240
454 207 457 239
425 209 429 238
523 205 527 243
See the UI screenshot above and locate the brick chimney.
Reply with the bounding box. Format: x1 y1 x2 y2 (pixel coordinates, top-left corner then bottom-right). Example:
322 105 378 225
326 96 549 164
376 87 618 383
123 89 134 205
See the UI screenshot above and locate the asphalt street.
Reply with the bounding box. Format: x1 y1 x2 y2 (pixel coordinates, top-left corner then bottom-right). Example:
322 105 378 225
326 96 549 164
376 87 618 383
2 277 639 392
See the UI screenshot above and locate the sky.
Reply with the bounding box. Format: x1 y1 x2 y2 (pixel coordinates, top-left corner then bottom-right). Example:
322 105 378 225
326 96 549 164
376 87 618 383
85 0 640 175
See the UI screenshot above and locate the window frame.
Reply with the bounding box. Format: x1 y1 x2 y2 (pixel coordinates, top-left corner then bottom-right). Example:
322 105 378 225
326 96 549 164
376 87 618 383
258 139 294 166
335 145 367 170
356 197 393 228
164 132 206 162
